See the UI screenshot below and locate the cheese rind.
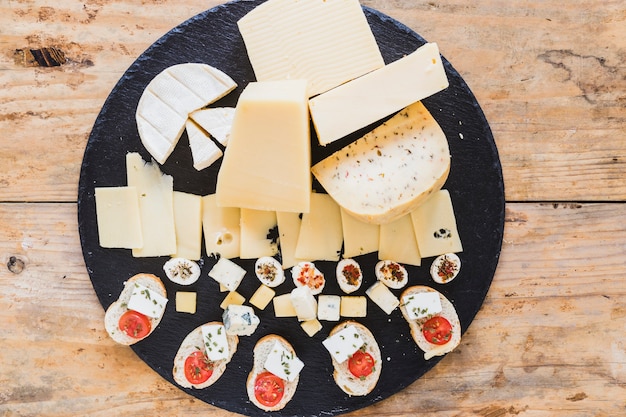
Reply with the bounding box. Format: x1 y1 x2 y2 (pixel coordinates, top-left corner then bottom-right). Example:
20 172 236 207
215 80 311 213
311 101 450 225
309 42 449 145
94 186 143 249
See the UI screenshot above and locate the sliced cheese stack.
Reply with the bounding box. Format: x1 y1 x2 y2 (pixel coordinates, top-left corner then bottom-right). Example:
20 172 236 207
309 42 449 145
311 101 450 225
237 0 384 97
215 80 311 213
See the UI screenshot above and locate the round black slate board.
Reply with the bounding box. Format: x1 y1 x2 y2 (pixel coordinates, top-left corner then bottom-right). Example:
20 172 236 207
77 1 505 416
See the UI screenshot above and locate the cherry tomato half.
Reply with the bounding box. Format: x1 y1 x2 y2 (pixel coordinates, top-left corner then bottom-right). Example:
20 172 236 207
184 350 213 385
348 350 375 379
254 371 285 407
422 316 453 345
118 310 151 339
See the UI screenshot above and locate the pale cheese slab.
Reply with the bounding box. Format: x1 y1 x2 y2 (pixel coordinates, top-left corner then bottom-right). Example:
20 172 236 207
172 191 203 261
94 186 143 249
202 194 240 259
379 213 421 266
295 193 343 261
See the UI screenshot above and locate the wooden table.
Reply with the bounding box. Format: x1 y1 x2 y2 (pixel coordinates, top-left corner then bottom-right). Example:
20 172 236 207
1 1 624 416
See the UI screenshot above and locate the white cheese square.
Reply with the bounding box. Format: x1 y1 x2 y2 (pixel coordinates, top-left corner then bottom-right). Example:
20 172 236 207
126 283 168 319
366 281 400 315
264 340 304 382
317 295 340 321
290 286 318 322
208 258 246 292
201 323 229 361
322 324 364 364
402 291 442 320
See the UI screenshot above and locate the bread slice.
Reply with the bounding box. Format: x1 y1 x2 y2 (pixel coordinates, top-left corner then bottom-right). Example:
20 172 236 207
172 321 238 389
399 285 461 360
246 335 300 412
328 321 381 396
103 273 167 345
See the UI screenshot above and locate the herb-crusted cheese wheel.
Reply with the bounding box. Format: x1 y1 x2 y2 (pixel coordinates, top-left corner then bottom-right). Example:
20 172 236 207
311 101 450 225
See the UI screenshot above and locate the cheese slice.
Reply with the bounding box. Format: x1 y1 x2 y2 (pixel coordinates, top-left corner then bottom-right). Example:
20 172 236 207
276 211 305 268
215 80 311 213
311 100 450 225
410 189 463 258
94 186 143 249
185 119 222 171
126 153 177 257
237 0 384 97
295 193 343 261
172 191 202 261
239 208 278 259
379 213 421 266
309 42 449 145
202 194 240 259
189 107 235 146
136 63 237 164
340 208 379 258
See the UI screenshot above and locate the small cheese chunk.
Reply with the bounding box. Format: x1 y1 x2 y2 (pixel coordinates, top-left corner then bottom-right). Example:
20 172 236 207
219 291 246 310
202 194 241 259
401 291 443 320
322 324 365 363
185 119 223 171
309 42 448 146
300 319 323 337
290 286 318 322
311 100 450 225
410 189 463 258
172 191 203 261
366 281 400 315
175 291 196 314
215 80 311 213
264 340 304 382
317 295 341 322
201 323 230 361
209 258 246 292
94 186 143 249
249 284 276 310
273 293 297 317
222 304 260 336
189 107 235 146
340 208 379 258
240 209 278 259
276 211 305 268
295 193 343 261
340 296 367 318
127 283 168 319
379 213 421 266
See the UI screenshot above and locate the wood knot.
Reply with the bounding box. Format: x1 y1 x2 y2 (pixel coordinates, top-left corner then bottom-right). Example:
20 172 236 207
7 256 25 274
14 47 66 67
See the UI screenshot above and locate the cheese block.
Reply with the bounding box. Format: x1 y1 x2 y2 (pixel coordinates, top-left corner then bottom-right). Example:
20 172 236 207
222 304 260 336
379 213 421 266
240 209 278 259
126 153 177 257
295 193 343 261
202 194 240 259
276 211 305 268
185 119 222 171
309 42 449 145
172 191 202 261
215 80 311 213
311 101 450 225
410 189 463 258
94 186 143 249
237 0 384 97
136 63 237 164
273 293 297 318
208 257 246 292
340 208 379 258
189 107 235 146
175 291 197 314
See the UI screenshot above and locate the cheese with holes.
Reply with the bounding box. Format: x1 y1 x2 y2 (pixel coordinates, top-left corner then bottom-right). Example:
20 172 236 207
202 194 240 259
379 213 421 266
215 80 311 213
237 0 384 98
340 208 379 258
410 189 463 258
240 209 278 259
311 100 450 225
295 193 343 261
172 191 202 261
126 153 177 257
95 186 143 249
309 42 449 145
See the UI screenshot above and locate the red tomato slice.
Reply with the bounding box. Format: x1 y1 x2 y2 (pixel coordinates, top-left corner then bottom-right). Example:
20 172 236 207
254 371 285 407
184 350 213 385
118 310 151 339
348 350 375 379
422 316 453 345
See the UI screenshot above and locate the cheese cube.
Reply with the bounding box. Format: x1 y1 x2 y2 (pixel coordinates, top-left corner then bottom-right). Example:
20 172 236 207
317 295 341 321
295 193 343 261
410 190 463 258
340 208 379 258
273 293 297 317
379 213 421 266
250 285 276 310
209 258 246 292
340 296 367 318
175 291 196 314
94 186 143 249
219 291 246 310
300 319 323 337
222 304 260 336
202 194 241 259
290 286 318 322
366 282 400 315
201 323 229 361
240 209 278 259
127 283 168 319
401 291 442 320
172 191 203 261
264 340 304 382
215 80 311 213
322 324 364 363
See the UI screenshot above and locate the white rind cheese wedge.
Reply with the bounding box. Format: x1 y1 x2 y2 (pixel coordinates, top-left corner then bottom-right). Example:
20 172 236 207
185 119 223 171
309 42 449 145
311 101 450 225
190 107 235 146
136 63 237 164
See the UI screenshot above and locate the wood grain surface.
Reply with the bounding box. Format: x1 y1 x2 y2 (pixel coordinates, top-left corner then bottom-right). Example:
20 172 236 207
1 0 624 416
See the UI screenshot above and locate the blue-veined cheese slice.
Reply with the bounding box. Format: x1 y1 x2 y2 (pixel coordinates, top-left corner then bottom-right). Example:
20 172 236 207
311 101 450 225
